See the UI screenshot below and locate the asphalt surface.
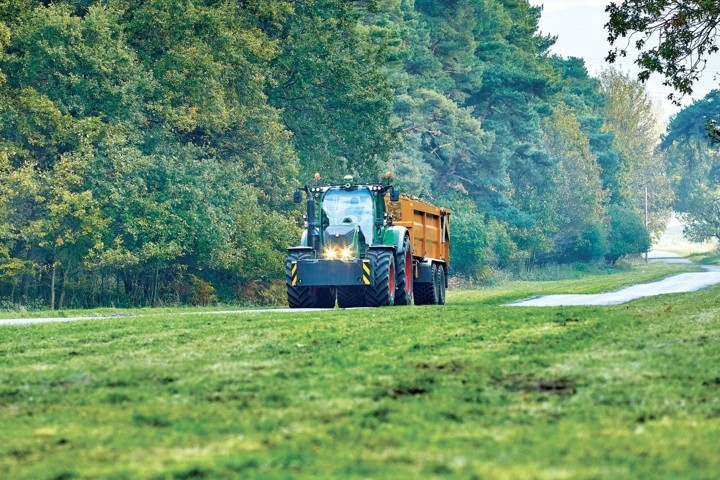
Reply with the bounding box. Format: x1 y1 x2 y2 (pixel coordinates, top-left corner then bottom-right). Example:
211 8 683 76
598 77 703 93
508 251 720 307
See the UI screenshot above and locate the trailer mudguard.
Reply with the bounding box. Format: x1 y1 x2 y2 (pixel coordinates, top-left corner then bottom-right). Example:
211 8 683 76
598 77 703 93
415 258 448 287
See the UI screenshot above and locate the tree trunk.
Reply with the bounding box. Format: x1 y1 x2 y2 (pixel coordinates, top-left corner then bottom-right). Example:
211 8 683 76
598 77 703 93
59 258 71 310
152 266 159 307
50 261 56 310
21 274 30 306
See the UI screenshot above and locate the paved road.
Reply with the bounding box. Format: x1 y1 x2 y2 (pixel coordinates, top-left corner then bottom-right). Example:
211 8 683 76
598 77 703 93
508 251 720 307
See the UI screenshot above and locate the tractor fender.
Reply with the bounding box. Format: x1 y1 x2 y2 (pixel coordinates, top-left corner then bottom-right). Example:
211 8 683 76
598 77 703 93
288 246 315 257
381 226 409 254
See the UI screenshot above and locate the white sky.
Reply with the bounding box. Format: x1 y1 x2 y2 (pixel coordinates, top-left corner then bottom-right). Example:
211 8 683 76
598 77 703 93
528 0 720 121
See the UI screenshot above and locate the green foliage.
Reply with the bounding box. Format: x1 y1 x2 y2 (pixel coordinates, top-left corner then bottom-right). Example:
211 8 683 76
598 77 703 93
0 0 320 307
606 1 720 102
599 68 672 238
265 0 397 180
662 90 720 243
605 204 652 264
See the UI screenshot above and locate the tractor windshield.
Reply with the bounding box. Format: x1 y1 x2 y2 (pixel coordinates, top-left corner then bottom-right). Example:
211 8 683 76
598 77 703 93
322 189 374 241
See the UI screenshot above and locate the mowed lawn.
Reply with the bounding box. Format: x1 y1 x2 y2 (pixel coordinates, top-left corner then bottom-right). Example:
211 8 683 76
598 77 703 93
1 263 719 479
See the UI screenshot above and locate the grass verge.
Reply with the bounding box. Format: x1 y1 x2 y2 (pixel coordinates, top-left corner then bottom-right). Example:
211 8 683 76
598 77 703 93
0 262 697 319
689 251 720 265
1 262 718 479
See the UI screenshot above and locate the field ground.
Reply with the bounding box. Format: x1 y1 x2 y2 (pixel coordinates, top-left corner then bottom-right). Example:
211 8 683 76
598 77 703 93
1 262 719 479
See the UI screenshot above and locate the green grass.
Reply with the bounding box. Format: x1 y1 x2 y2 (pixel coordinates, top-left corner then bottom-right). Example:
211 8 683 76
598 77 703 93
1 262 719 479
689 251 720 265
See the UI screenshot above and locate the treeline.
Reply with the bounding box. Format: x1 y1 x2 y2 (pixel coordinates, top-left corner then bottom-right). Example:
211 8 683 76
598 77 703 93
0 0 669 308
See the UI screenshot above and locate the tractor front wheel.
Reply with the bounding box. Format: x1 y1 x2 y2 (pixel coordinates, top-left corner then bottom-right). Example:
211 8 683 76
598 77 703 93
394 237 413 306
365 249 395 307
286 251 316 308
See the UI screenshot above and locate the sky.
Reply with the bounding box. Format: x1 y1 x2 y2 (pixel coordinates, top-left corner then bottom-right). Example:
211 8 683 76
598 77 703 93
528 0 720 122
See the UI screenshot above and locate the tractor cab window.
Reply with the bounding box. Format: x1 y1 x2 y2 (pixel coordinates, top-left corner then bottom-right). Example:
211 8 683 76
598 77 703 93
322 189 374 240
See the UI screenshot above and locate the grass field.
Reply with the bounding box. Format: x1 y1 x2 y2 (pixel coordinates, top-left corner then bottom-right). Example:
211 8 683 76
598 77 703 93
1 262 719 479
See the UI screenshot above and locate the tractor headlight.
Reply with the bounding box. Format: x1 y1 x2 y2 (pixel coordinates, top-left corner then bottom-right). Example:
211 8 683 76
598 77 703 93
325 247 338 260
340 246 354 260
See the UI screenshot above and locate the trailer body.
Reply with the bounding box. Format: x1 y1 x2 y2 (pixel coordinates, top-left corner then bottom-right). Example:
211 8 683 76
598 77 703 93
386 195 450 265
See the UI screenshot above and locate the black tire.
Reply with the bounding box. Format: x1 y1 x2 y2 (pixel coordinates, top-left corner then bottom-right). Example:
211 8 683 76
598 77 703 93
437 266 446 305
337 286 365 308
414 263 439 305
286 251 316 308
393 237 413 306
315 287 336 308
365 249 395 307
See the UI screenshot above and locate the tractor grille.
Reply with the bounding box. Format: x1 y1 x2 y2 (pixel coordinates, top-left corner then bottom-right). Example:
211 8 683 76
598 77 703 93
325 225 356 249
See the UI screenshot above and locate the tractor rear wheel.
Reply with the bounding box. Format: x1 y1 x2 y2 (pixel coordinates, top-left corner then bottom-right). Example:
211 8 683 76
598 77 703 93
365 249 395 307
315 287 336 308
414 263 439 305
337 286 365 308
393 237 413 306
286 251 316 308
437 266 446 305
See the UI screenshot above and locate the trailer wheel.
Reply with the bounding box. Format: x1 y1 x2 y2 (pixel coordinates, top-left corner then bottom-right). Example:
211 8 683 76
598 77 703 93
414 263 439 305
365 249 395 307
315 287 336 308
285 251 316 308
394 237 413 306
437 266 446 305
337 286 365 308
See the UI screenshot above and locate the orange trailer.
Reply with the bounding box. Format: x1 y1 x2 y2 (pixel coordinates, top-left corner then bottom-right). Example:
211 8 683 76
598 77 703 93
386 195 451 265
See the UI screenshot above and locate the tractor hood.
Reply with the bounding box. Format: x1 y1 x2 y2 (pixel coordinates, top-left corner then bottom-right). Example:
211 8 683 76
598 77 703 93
323 224 365 260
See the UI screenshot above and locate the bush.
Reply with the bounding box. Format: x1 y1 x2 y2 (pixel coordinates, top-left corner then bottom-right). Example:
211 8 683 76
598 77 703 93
170 274 217 306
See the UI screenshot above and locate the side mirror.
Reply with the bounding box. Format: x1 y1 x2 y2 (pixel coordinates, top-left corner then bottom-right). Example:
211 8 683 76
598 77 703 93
293 189 303 204
390 188 400 202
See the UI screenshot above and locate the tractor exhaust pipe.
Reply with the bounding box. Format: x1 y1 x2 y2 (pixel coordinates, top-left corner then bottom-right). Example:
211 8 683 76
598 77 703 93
307 197 320 252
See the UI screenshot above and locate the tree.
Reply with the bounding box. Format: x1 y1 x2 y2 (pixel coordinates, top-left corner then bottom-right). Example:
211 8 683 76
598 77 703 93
606 1 720 98
605 204 652 264
662 90 720 243
265 0 397 181
599 68 673 239
606 1 720 138
536 104 606 263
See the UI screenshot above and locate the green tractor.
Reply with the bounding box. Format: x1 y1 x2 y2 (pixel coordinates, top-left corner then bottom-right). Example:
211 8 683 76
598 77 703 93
286 174 414 308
